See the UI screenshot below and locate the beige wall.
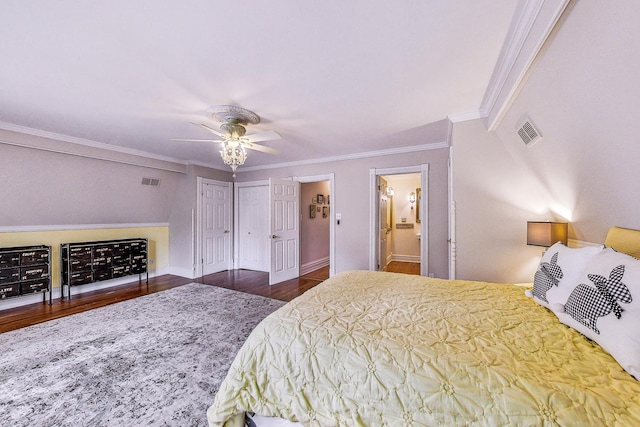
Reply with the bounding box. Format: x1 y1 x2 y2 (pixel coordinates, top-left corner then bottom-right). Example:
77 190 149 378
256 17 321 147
0 130 186 226
493 0 640 241
453 1 640 283
237 147 451 278
452 119 547 283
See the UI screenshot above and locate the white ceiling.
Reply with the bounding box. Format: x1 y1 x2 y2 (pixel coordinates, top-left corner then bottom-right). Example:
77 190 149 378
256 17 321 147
0 1 522 170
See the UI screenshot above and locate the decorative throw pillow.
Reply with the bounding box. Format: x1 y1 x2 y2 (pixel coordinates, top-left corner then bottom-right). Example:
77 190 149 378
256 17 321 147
553 248 640 379
525 242 603 309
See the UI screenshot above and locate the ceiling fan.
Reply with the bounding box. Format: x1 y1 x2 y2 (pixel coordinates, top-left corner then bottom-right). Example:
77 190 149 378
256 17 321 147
173 105 281 176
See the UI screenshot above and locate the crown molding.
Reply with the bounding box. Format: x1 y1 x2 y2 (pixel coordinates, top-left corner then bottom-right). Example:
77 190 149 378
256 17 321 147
185 159 229 171
238 141 450 173
0 121 187 172
0 121 449 176
447 110 484 123
480 0 571 130
480 0 544 119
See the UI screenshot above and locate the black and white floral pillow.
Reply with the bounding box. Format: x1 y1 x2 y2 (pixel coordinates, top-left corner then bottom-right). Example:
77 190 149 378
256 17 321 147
553 248 640 379
526 242 603 309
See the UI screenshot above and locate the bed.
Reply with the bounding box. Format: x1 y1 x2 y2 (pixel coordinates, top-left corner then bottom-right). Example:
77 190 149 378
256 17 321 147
207 227 640 426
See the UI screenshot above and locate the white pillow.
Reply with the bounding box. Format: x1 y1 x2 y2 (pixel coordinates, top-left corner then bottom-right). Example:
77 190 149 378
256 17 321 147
553 248 640 379
526 242 603 309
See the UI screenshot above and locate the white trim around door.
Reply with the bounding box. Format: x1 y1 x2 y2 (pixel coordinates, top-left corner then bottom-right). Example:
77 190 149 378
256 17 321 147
369 165 429 276
293 173 336 278
196 177 233 278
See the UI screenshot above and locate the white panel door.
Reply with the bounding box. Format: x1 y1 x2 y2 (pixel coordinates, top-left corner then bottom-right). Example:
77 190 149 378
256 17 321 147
202 182 231 275
238 185 269 271
269 178 300 285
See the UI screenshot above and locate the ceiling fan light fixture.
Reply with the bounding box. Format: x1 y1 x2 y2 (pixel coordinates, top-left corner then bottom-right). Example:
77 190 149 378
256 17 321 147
220 122 247 138
220 138 247 177
173 106 280 176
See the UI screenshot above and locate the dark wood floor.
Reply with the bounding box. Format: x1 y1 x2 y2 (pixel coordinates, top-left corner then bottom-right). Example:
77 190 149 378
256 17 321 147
0 263 421 334
0 266 330 334
197 266 329 301
385 261 420 275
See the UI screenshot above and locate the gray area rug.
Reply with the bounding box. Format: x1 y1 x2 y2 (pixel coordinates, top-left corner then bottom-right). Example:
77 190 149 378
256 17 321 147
0 284 286 427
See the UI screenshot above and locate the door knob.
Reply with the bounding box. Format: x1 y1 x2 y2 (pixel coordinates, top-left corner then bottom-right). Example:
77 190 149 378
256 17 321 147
224 230 230 234
270 235 280 239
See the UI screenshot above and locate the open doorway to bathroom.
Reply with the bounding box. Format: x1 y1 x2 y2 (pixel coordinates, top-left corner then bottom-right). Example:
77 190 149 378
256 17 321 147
379 173 421 275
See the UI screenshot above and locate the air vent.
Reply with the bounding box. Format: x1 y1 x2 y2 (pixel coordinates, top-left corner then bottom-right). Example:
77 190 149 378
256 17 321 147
141 177 160 187
517 119 542 147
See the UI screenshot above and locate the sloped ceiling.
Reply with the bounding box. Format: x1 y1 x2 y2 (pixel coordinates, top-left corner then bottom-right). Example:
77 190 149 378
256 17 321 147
1 1 532 170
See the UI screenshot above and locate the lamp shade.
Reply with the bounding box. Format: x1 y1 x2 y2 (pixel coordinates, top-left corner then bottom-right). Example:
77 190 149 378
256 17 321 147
527 221 568 247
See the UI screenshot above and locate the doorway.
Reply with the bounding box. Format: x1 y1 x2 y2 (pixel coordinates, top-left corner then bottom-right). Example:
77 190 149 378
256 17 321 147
300 180 331 277
295 173 335 278
370 165 429 276
380 173 421 273
233 173 335 284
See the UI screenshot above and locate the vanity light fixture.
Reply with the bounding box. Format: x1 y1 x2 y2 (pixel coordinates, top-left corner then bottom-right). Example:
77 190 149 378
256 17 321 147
386 187 394 196
409 192 416 209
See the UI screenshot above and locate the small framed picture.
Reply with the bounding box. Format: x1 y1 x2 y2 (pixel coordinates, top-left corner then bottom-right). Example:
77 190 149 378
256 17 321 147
317 194 324 204
312 197 317 204
322 206 328 218
310 204 316 218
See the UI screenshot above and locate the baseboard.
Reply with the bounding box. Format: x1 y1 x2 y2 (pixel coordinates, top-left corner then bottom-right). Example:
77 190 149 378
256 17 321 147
166 266 197 279
390 254 420 263
300 257 330 276
0 268 170 311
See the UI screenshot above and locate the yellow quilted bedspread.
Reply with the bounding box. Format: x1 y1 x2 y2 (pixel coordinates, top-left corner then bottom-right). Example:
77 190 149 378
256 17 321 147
207 270 640 426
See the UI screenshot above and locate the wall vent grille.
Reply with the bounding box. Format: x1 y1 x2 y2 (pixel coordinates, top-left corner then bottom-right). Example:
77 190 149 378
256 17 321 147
141 177 160 186
517 119 542 146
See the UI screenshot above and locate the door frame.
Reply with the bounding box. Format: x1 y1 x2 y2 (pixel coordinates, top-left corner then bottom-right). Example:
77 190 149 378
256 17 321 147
196 177 233 278
369 165 429 276
448 146 456 279
378 191 391 271
293 173 336 278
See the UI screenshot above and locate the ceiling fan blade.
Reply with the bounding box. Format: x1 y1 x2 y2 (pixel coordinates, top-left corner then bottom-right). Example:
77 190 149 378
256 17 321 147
244 141 280 155
171 138 224 143
245 130 281 143
190 122 227 138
